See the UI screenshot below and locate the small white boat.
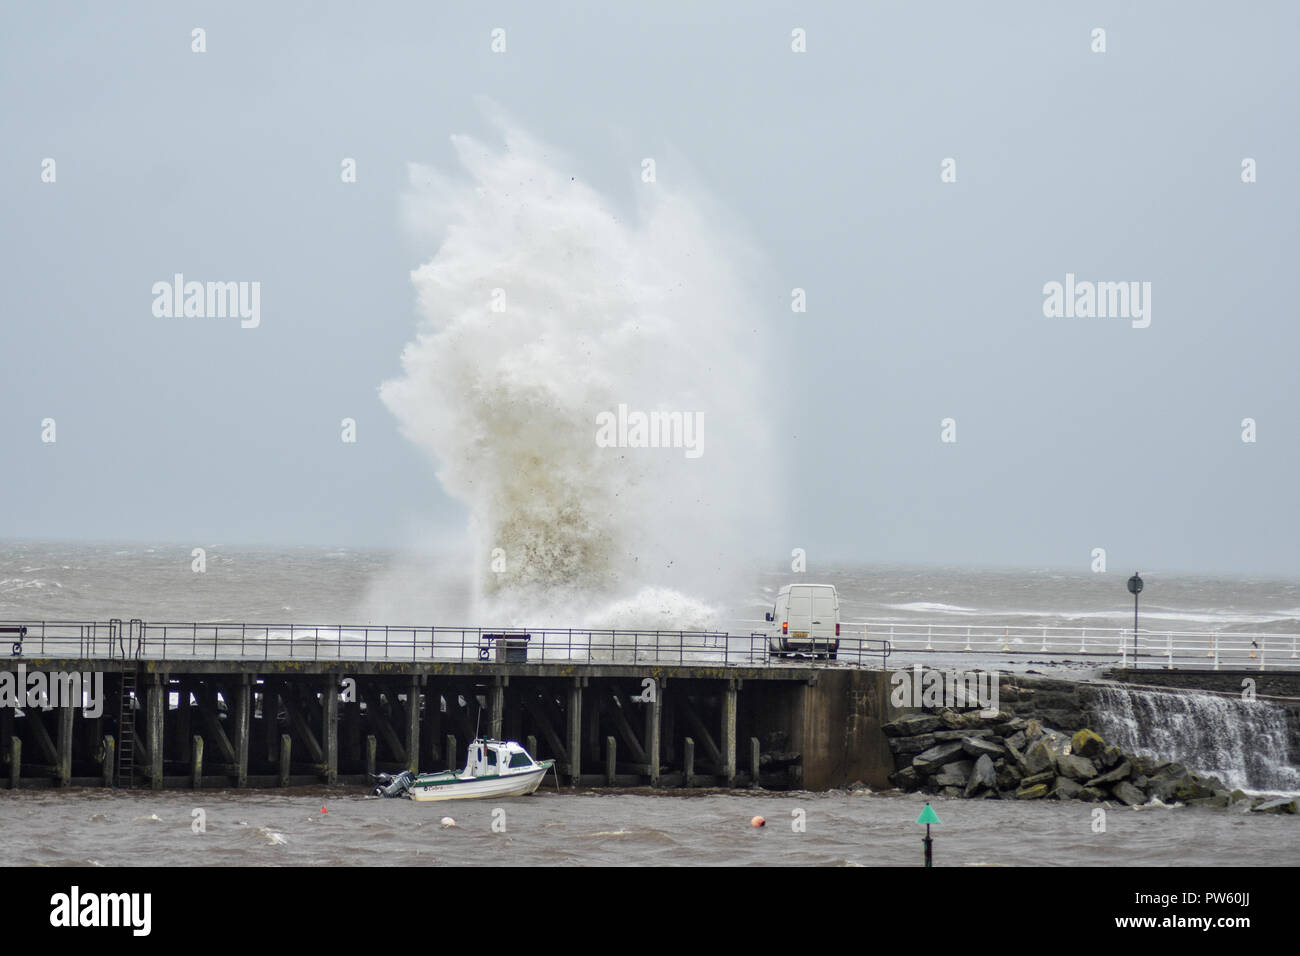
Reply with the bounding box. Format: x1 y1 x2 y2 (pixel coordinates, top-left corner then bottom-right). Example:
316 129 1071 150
406 739 555 802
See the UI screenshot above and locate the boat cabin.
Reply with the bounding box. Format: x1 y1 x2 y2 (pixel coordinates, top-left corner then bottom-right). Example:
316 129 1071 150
462 739 537 777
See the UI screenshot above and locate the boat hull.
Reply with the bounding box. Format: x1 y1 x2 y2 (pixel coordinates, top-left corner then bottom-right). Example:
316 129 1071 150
408 763 553 802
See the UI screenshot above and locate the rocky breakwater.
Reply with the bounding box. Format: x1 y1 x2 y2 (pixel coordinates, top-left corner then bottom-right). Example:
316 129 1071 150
883 709 1298 814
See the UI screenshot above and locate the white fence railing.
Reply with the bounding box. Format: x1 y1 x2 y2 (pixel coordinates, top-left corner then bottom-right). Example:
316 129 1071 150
839 622 1300 670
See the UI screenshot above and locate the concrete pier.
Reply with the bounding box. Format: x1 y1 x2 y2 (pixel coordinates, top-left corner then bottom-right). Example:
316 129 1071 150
0 658 903 791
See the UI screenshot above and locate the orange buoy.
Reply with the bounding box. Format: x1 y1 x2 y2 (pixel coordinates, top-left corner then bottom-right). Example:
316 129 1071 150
321 806 328 814
750 816 765 828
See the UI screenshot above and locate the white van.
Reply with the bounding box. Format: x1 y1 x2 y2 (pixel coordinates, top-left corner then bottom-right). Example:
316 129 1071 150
766 583 840 659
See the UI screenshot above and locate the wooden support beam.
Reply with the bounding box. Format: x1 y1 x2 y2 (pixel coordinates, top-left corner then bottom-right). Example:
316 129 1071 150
323 674 339 785
9 737 19 789
146 676 165 790
279 735 291 787
404 676 420 775
361 684 404 764
176 684 192 764
722 680 737 787
521 694 567 771
684 737 696 788
566 680 582 785
56 700 74 787
444 734 457 771
603 690 648 764
101 735 114 788
233 674 251 788
750 737 761 788
342 700 361 767
679 695 722 767
192 682 237 765
147 674 165 790
488 678 504 741
423 691 442 765
27 708 58 766
365 735 377 778
605 736 616 785
192 736 204 789
263 687 279 763
646 686 661 787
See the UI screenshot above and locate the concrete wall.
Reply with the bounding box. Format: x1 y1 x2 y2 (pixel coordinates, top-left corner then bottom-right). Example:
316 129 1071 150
799 670 898 790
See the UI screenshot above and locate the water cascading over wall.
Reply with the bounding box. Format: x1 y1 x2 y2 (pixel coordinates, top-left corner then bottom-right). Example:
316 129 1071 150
1089 685 1300 793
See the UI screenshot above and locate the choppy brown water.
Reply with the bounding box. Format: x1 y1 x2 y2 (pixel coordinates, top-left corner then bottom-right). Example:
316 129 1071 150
2 787 1295 867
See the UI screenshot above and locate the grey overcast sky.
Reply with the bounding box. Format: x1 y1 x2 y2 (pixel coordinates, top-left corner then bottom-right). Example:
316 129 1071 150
2 1 1298 575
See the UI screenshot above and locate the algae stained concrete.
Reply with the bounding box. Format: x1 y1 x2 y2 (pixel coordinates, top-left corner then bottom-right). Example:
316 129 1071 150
800 670 899 790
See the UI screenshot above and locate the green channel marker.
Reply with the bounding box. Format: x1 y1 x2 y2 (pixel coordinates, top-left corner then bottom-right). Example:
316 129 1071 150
916 802 941 867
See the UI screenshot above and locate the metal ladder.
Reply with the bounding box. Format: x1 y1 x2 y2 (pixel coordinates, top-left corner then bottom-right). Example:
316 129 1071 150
116 666 137 788
112 619 144 788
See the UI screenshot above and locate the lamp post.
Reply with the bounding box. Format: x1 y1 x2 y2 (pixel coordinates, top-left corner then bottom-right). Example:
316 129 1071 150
1127 572 1143 669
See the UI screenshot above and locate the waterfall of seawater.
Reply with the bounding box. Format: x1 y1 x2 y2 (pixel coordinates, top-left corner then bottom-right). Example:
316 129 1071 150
1090 685 1300 793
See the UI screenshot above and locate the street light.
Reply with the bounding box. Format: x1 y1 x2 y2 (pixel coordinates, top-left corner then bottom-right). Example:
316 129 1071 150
1127 572 1144 669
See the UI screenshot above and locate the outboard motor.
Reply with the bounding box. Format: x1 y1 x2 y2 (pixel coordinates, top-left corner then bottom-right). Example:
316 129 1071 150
371 770 414 798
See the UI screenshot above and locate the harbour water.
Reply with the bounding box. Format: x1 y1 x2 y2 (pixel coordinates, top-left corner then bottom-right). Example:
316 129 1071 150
4 786 1296 868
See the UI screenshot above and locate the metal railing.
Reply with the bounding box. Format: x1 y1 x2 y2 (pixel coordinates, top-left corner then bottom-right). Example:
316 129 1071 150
840 622 1300 670
0 619 892 668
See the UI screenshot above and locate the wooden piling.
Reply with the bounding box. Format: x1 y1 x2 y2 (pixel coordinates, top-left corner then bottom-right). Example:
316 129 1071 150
263 688 279 763
445 734 457 771
101 735 114 788
722 679 737 787
56 700 74 787
405 676 420 775
489 678 504 740
279 734 291 787
526 734 537 761
365 735 377 778
234 674 250 788
646 681 661 788
567 679 582 785
191 735 204 790
176 686 191 764
750 737 761 788
147 674 165 790
605 735 616 786
323 674 339 784
684 737 695 788
9 737 19 789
